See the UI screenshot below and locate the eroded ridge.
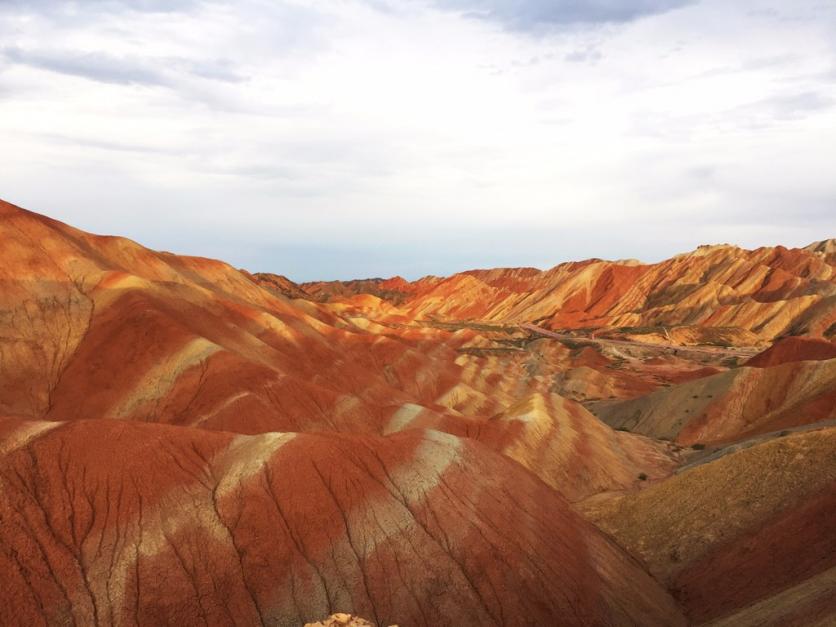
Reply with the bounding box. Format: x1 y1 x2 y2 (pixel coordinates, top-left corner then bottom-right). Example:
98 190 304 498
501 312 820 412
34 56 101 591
0 417 685 626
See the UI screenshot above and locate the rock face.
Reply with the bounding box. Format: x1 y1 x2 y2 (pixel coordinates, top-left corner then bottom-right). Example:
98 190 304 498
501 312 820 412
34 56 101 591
0 197 833 626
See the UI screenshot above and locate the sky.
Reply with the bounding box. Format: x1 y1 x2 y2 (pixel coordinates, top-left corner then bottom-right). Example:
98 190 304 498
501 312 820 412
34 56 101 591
1 0 835 281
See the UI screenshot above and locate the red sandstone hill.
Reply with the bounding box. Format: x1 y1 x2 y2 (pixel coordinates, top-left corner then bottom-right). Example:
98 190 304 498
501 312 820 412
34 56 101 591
295 243 836 343
0 200 678 479
0 417 685 626
302 276 416 304
744 336 836 367
0 198 834 625
247 271 314 300
589 355 836 444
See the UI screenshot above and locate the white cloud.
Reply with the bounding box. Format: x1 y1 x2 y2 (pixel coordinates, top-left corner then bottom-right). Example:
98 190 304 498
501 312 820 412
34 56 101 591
0 0 834 279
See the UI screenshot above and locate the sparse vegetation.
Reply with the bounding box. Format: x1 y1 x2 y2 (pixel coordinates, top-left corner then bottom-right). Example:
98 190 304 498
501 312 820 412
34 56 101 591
615 326 662 336
456 347 523 356
606 356 627 370
638 473 648 481
428 320 517 334
721 356 740 368
559 339 587 350
691 443 706 450
702 340 733 348
495 337 530 349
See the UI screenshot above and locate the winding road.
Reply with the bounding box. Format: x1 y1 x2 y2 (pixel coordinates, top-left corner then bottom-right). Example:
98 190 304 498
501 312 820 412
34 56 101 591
519 323 759 359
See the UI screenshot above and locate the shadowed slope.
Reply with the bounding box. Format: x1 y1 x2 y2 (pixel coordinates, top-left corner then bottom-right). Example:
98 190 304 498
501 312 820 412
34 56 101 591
578 427 836 625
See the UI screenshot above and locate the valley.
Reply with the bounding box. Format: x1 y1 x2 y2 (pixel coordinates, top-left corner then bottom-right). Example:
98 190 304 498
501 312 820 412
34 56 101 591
0 198 833 626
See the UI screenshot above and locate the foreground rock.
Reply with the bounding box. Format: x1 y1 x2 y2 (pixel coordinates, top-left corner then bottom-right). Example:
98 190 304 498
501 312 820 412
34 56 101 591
305 614 382 627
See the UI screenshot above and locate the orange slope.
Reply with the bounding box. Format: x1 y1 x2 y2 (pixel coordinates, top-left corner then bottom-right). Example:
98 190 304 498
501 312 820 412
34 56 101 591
0 417 685 626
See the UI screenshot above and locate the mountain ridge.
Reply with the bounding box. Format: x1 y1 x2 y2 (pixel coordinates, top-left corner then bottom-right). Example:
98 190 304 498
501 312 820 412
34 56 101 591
0 197 833 625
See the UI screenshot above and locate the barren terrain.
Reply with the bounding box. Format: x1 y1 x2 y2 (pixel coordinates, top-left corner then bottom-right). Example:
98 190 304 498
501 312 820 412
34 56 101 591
0 198 833 626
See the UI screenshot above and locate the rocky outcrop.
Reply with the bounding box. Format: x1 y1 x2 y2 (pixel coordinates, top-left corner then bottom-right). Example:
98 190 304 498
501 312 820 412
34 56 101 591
248 271 313 300
305 614 381 627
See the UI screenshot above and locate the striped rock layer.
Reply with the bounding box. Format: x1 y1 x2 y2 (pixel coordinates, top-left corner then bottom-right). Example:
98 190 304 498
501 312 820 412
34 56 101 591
0 198 834 625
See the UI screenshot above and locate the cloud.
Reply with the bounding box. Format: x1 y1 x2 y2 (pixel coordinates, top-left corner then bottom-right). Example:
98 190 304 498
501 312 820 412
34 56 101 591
0 0 203 16
3 47 169 85
435 0 695 30
0 0 834 280
2 46 246 88
564 44 603 63
27 131 178 155
716 90 836 131
187 59 248 83
766 91 834 120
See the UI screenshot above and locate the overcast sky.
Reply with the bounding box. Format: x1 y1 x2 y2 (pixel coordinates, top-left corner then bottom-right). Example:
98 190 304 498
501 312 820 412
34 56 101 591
1 0 835 280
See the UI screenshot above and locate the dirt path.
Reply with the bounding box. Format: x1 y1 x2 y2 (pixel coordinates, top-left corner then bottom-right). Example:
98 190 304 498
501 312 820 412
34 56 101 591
519 323 759 359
